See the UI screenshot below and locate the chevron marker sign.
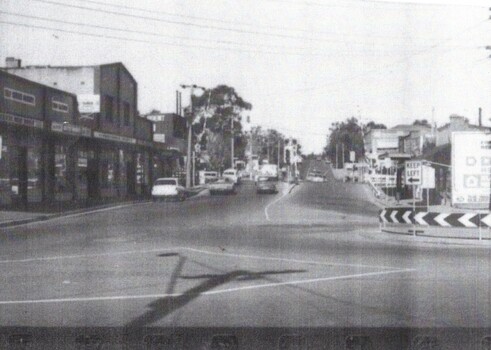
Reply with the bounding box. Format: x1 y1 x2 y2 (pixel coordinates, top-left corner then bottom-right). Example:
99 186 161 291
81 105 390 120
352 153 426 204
379 208 487 228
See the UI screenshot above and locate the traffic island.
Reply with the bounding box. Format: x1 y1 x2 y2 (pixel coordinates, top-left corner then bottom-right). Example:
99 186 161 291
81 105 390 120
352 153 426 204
379 207 491 241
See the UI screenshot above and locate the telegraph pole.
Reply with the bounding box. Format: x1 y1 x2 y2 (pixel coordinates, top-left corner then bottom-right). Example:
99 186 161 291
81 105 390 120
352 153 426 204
181 84 206 188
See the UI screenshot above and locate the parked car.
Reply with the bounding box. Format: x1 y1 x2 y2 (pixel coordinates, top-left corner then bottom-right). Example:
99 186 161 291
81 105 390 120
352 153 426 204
223 168 240 185
151 178 186 201
208 178 236 195
256 176 278 194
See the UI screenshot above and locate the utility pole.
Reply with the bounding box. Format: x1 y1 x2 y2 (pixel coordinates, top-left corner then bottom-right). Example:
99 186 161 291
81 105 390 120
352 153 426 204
230 116 234 169
277 138 281 170
181 84 206 188
342 143 345 169
335 144 339 169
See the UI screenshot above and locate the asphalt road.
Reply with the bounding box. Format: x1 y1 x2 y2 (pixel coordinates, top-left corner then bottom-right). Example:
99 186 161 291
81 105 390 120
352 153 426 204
1 160 491 348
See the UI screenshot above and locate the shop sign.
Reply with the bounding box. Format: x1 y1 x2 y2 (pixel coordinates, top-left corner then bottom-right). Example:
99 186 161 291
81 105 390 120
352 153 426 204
153 133 166 143
0 112 44 129
78 94 100 114
51 122 91 137
452 131 491 207
94 131 136 144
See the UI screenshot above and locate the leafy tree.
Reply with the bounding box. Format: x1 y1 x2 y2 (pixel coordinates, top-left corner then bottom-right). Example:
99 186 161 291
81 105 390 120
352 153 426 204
413 119 430 126
363 121 387 133
190 85 252 169
324 117 364 168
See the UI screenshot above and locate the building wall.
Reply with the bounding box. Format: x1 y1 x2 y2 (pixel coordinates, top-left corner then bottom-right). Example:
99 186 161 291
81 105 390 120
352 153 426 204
4 66 96 95
1 72 46 121
435 116 485 146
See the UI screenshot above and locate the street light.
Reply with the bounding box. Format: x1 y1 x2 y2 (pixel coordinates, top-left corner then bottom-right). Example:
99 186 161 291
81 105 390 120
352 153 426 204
180 84 206 188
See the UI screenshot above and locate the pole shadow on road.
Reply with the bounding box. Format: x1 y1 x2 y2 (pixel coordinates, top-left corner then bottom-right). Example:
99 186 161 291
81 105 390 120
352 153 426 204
125 262 306 328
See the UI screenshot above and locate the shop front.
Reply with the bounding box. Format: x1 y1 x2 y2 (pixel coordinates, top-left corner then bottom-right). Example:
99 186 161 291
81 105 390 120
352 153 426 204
0 115 44 208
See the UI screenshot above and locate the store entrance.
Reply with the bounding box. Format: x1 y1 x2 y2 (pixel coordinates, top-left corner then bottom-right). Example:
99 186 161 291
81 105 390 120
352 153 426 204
87 158 99 200
16 147 28 208
126 160 136 196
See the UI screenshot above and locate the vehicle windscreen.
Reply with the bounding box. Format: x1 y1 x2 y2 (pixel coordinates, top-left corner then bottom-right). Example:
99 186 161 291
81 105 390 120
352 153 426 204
154 179 177 185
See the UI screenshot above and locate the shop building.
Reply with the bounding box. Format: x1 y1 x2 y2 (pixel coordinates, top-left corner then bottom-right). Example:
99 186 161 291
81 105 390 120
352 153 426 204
4 59 154 200
0 70 92 207
143 112 187 183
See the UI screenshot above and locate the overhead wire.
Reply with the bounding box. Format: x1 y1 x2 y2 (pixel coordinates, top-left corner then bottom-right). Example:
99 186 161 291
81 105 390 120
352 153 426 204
1 11 479 55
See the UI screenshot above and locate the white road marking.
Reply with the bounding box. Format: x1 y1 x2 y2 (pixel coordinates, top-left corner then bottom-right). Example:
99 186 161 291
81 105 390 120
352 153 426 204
0 268 416 305
0 246 407 271
0 247 180 264
182 247 408 271
264 190 291 221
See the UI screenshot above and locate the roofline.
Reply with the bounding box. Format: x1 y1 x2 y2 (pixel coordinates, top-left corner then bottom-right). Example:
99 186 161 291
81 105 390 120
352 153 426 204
0 70 78 99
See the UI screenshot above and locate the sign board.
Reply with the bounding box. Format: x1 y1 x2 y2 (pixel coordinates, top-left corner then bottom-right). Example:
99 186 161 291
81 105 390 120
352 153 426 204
153 133 166 143
421 165 435 189
78 94 100 114
349 151 355 162
452 131 491 207
405 160 422 185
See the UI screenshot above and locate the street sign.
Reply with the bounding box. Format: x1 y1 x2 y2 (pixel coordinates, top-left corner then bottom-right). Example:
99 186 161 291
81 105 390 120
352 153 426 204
452 131 491 207
405 160 422 185
421 165 435 189
349 151 355 162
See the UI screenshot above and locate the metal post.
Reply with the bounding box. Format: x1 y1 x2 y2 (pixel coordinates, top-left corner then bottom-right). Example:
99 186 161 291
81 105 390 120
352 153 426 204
231 116 234 169
192 151 196 187
413 185 416 236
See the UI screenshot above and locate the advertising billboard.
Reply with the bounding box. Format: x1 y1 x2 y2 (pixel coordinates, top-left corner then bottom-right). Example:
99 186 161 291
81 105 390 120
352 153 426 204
452 131 491 208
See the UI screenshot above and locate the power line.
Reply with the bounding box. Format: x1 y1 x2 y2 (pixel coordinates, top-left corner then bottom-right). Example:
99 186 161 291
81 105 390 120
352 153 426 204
2 11 477 55
28 0 370 44
77 0 458 41
262 0 487 10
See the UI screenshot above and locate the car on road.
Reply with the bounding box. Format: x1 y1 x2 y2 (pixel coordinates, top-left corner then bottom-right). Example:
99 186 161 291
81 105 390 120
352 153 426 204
207 178 236 195
306 171 325 182
151 178 186 201
256 176 278 194
223 168 240 185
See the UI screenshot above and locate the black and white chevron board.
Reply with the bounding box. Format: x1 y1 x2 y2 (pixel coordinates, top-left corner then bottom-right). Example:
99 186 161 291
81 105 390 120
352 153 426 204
379 207 491 228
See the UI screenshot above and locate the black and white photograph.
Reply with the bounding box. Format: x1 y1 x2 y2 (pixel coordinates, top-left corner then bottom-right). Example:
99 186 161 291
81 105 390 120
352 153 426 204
0 0 490 348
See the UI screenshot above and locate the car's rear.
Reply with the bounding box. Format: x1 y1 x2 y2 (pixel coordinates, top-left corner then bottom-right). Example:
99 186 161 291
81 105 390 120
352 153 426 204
151 178 184 201
256 176 277 194
208 178 236 195
223 169 240 185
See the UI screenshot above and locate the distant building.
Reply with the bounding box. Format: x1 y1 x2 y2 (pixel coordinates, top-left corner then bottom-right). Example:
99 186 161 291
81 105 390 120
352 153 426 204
143 112 187 179
364 123 434 169
435 115 488 146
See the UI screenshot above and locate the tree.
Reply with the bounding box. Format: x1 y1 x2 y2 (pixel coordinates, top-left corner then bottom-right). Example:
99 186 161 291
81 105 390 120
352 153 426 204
413 119 430 126
324 117 364 168
191 85 252 170
363 121 386 134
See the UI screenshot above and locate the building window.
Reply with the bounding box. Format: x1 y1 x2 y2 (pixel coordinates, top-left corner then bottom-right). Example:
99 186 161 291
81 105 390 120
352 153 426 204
4 87 36 106
123 102 130 126
52 99 69 113
104 96 113 122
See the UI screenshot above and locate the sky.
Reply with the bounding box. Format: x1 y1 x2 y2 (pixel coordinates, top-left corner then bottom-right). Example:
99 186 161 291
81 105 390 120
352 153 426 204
1 0 490 154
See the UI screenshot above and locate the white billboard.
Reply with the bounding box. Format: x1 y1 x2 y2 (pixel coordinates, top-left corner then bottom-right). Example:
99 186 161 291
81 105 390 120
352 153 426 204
452 131 491 207
78 94 100 114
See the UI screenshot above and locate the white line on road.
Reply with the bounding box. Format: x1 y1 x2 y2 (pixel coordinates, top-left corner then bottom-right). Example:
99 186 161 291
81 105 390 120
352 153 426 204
182 247 408 271
0 268 416 305
0 246 408 271
264 190 291 222
0 247 180 264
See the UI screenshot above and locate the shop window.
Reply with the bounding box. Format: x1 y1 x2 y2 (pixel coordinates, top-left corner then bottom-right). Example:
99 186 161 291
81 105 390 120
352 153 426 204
4 87 36 106
54 145 72 201
27 145 42 203
52 99 69 113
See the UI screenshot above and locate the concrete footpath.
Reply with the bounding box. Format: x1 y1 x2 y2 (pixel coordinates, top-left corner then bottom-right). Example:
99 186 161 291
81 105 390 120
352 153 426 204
0 187 210 229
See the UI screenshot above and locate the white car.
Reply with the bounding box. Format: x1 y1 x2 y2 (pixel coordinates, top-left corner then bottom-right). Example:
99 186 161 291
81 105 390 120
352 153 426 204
223 168 240 185
151 178 186 201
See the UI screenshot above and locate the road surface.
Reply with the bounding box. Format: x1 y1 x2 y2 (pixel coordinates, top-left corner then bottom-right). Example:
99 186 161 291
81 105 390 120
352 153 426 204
1 159 490 348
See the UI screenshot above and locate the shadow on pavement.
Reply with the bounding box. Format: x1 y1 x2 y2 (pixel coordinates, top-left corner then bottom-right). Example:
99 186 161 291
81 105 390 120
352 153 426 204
125 269 306 328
